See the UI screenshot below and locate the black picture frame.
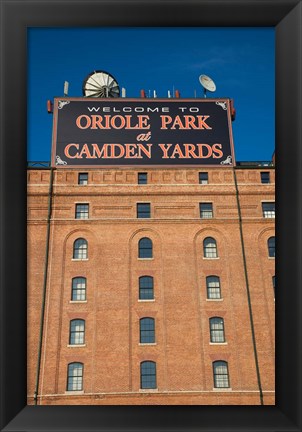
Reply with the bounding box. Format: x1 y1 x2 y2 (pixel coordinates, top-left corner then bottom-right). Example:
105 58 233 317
0 0 301 431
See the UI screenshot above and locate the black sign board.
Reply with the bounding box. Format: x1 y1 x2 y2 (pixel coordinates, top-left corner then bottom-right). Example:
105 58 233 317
51 98 235 167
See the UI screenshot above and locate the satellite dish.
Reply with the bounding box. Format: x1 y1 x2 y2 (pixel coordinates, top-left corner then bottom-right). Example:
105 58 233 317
199 74 216 97
82 70 120 98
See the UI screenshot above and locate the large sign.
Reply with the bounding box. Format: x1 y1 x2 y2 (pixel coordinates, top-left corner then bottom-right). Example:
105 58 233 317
51 98 235 167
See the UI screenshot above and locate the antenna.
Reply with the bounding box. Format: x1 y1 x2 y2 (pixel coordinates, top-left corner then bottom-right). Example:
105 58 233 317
64 81 69 96
199 74 216 98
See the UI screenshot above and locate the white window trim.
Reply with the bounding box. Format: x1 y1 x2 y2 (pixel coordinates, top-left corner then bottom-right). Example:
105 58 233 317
67 344 86 348
139 343 157 346
206 298 223 302
69 300 87 304
138 299 155 303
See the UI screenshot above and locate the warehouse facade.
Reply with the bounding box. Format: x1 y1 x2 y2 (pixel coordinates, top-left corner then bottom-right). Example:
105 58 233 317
27 163 275 405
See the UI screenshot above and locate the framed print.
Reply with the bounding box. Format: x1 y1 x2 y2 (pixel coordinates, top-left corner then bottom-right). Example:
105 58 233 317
0 0 301 431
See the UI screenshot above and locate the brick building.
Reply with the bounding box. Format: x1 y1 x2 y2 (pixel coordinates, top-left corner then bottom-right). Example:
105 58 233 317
27 163 275 405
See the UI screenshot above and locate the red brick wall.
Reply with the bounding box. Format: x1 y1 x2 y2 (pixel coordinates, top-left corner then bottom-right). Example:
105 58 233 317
27 167 275 405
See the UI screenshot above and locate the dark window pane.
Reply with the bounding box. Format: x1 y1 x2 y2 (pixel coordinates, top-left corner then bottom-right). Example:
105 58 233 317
261 172 270 184
70 319 85 344
137 203 151 218
199 172 208 184
75 204 89 219
73 238 88 259
206 276 221 299
268 237 275 257
138 173 148 184
140 361 156 389
210 317 225 342
72 277 86 301
200 203 213 219
67 362 83 391
203 237 218 258
140 318 155 343
139 237 153 258
78 173 88 185
139 276 154 299
262 202 275 218
213 361 229 388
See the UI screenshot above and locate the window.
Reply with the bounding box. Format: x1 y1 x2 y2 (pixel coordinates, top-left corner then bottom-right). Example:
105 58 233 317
268 236 275 257
200 203 213 219
137 203 151 218
199 172 208 184
213 361 230 388
78 173 88 185
71 277 86 301
67 362 83 391
203 237 218 258
206 276 221 299
75 203 89 219
272 276 275 297
69 319 85 345
138 237 153 258
140 318 155 343
73 238 88 259
261 172 270 184
138 172 148 184
139 276 154 300
209 317 225 342
262 202 275 218
140 361 156 389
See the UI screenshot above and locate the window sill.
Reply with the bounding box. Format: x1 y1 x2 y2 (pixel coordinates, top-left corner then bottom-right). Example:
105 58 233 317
209 342 228 345
203 257 220 260
138 299 155 302
139 388 158 392
213 388 232 391
67 344 86 348
206 299 223 302
65 390 84 394
69 300 87 304
138 258 154 261
139 343 157 346
71 259 89 261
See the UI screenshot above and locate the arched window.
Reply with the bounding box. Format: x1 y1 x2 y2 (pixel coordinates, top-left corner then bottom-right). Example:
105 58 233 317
203 237 218 258
139 276 154 300
206 276 221 299
69 319 85 345
140 361 156 389
73 238 88 259
71 277 86 301
268 236 275 257
213 361 229 388
209 317 225 343
67 362 83 391
140 318 155 343
138 237 153 258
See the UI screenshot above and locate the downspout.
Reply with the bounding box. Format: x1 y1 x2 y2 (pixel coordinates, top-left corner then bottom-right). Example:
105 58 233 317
33 167 54 405
233 167 264 405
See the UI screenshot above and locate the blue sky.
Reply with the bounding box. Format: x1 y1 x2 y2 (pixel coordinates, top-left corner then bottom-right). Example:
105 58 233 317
28 27 275 162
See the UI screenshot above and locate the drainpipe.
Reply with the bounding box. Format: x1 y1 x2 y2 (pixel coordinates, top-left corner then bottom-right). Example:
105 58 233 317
33 167 54 405
233 167 264 405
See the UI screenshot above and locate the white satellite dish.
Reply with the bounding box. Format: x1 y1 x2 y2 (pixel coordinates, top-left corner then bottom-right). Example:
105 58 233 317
199 74 216 97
